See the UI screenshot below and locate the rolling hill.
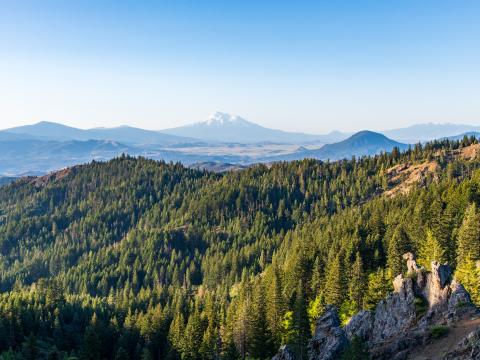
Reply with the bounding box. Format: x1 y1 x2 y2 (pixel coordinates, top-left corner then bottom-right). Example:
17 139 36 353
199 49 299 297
266 130 409 161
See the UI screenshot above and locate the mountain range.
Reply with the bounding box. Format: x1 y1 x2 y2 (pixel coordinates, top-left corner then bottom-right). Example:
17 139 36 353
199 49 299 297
161 112 347 144
0 113 479 176
4 121 194 145
267 131 408 162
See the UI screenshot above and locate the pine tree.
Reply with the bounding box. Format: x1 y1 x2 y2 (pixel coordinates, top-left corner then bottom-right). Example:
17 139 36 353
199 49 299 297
388 225 409 276
290 282 310 360
82 325 101 360
232 280 253 360
266 266 286 348
428 199 451 262
200 295 221 360
324 254 344 307
348 252 366 311
364 268 392 310
455 256 480 305
184 306 205 360
419 229 445 270
457 203 480 265
310 256 323 296
21 334 38 360
250 279 274 359
168 312 185 358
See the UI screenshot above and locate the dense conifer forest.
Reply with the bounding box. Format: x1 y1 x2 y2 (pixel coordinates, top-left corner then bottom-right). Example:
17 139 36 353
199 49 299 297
0 137 479 359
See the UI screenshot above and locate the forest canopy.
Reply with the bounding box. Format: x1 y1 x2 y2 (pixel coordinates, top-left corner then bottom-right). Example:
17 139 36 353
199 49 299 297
0 137 479 359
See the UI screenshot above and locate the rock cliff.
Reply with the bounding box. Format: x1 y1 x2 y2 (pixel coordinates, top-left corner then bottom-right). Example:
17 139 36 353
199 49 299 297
277 253 480 360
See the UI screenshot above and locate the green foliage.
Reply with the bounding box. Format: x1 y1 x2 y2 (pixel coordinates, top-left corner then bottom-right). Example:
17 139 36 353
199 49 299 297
429 325 449 339
457 203 480 264
364 269 392 310
0 138 478 358
419 229 445 270
388 225 410 276
414 296 428 320
455 256 480 305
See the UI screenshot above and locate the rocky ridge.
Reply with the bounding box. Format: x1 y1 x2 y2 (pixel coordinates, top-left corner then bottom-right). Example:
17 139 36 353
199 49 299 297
275 253 480 360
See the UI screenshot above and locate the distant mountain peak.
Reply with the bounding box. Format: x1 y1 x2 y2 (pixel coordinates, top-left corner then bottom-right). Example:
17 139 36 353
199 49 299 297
203 112 249 126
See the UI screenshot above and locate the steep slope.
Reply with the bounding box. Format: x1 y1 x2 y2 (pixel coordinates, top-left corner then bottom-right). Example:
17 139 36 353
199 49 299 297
0 138 479 358
302 253 479 360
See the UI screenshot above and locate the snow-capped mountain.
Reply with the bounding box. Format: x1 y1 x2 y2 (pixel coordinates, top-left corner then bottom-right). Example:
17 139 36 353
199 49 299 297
202 112 250 126
160 112 346 144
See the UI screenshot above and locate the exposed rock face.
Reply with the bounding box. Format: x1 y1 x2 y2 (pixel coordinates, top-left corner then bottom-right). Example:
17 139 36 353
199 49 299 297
444 326 480 360
417 261 452 309
403 252 422 273
308 305 348 360
272 345 296 360
344 310 372 340
343 254 476 359
272 254 476 360
371 275 416 343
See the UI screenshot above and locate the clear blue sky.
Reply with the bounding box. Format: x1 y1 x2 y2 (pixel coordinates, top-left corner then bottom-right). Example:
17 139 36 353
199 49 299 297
0 0 479 133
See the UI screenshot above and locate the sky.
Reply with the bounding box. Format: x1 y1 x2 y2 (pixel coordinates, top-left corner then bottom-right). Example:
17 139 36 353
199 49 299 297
0 0 479 134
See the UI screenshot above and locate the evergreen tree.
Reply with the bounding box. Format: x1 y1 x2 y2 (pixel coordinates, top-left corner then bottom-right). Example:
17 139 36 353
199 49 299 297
348 252 366 311
290 282 310 360
168 312 185 358
455 256 480 305
457 203 480 265
419 229 445 270
21 334 38 360
184 306 205 360
250 279 274 359
364 269 392 310
266 266 286 348
324 254 344 307
388 225 410 276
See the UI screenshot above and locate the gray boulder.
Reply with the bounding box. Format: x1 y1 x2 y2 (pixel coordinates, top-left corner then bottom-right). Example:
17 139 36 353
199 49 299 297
344 310 373 341
370 275 417 343
272 345 296 360
308 305 348 360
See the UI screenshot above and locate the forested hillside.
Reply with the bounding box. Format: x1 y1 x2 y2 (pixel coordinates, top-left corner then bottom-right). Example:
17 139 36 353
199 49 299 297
0 138 479 359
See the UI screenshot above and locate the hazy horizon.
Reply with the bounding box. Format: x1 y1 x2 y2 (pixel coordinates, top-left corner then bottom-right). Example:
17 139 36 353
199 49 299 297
1 115 480 136
1 1 479 133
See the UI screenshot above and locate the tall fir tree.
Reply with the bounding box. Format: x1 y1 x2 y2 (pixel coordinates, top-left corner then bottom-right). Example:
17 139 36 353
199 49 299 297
419 229 445 270
324 254 344 307
348 252 366 312
250 279 274 359
387 225 410 276
457 203 480 265
290 282 310 360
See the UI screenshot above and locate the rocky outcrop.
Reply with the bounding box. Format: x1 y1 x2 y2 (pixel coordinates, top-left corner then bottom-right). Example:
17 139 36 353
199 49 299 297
444 326 480 360
344 310 372 340
308 306 348 360
272 345 296 360
272 253 477 360
342 253 476 359
403 252 422 273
